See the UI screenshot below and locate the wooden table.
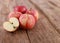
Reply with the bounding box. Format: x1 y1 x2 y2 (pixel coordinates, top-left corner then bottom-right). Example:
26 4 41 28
0 0 60 43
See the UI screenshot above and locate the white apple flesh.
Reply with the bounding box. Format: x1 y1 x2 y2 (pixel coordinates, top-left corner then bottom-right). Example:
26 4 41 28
9 17 19 27
3 17 19 32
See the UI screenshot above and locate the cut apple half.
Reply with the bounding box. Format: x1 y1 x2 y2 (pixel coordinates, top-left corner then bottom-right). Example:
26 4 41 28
3 22 17 32
3 17 19 32
9 17 19 27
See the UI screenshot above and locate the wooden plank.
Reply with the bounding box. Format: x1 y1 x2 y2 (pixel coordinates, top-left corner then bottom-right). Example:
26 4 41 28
29 0 60 33
23 0 60 43
0 0 30 43
0 0 60 43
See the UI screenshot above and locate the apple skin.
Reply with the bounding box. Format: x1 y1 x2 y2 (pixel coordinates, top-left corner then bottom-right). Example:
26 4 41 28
26 9 39 21
19 14 35 29
8 12 22 19
14 6 27 14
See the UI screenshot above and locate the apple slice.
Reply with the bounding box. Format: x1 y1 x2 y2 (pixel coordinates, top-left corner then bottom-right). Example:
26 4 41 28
3 17 19 32
3 22 17 32
9 17 19 27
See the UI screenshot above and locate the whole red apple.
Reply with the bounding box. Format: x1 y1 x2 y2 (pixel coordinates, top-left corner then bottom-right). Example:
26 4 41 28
14 6 27 14
8 12 22 19
19 14 35 29
26 9 39 21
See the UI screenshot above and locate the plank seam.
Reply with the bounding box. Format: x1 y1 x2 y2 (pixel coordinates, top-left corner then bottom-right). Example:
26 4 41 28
26 30 31 43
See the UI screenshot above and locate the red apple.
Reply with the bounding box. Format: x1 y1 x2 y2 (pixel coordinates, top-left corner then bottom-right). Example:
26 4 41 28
19 14 35 29
14 6 27 14
26 9 39 21
8 12 22 19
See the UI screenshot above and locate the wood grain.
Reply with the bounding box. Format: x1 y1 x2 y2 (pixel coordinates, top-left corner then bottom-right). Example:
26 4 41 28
29 0 60 33
0 0 60 43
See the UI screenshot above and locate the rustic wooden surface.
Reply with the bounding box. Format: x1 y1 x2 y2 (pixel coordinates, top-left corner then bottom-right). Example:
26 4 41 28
0 0 60 43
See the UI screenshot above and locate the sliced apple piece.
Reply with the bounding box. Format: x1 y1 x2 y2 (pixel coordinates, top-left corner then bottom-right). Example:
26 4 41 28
9 17 19 27
3 22 17 32
3 17 19 32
